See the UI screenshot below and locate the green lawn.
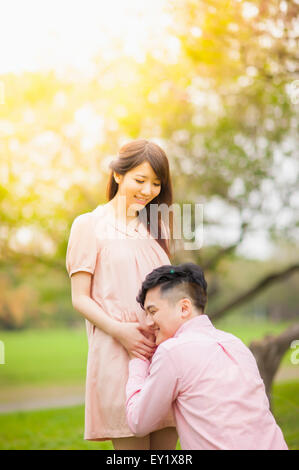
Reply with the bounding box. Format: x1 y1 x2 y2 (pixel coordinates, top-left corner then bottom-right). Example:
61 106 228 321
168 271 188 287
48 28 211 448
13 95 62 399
0 328 88 388
0 380 297 450
0 321 298 450
0 318 295 389
271 381 299 450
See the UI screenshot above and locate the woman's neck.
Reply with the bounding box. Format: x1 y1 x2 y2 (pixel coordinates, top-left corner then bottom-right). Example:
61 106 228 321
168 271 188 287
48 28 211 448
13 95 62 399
108 196 139 226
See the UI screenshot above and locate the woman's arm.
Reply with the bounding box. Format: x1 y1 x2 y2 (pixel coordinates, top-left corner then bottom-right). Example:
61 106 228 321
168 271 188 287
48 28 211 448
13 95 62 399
71 271 119 337
71 272 156 360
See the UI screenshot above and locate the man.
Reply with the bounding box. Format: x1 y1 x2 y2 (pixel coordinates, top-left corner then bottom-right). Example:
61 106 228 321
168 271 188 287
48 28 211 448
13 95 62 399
125 263 288 450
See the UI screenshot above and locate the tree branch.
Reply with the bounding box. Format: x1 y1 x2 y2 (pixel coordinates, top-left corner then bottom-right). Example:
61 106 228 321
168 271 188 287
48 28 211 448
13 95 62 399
202 222 248 271
210 263 299 321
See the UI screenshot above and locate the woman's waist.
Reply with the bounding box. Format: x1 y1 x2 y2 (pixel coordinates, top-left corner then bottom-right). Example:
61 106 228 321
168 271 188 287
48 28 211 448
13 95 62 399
93 296 146 323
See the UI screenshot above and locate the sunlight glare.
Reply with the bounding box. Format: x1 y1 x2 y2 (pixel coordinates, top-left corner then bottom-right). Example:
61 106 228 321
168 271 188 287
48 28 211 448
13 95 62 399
0 0 172 75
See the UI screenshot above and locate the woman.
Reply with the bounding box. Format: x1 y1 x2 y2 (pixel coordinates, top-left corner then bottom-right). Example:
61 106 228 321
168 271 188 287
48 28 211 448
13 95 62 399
66 139 178 450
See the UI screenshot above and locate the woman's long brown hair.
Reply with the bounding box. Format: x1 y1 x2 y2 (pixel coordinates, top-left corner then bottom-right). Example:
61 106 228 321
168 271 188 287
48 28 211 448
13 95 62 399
106 139 174 258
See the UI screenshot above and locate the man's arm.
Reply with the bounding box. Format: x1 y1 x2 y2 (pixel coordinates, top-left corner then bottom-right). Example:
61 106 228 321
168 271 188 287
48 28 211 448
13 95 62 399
126 345 179 436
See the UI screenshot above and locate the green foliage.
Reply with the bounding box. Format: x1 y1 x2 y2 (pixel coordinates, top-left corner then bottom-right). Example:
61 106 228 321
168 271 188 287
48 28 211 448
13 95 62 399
0 0 298 330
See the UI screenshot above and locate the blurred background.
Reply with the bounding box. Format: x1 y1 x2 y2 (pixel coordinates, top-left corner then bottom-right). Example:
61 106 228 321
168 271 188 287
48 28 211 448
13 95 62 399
0 0 298 450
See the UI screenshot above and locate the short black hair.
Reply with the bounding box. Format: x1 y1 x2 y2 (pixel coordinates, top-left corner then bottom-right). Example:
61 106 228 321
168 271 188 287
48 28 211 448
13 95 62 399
136 263 208 312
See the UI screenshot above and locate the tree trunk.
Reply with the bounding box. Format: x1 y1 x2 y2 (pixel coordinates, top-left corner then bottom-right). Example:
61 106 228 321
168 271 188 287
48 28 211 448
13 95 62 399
249 323 299 409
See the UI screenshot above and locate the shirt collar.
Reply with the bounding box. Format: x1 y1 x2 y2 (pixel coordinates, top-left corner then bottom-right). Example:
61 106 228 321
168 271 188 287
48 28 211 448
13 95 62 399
173 314 214 338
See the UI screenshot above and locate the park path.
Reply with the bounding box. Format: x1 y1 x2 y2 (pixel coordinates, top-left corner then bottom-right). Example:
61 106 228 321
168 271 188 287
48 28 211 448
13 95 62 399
0 366 298 414
0 384 85 413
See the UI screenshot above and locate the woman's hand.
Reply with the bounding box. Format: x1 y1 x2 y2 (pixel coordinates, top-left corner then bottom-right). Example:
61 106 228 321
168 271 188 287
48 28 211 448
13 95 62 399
113 322 157 361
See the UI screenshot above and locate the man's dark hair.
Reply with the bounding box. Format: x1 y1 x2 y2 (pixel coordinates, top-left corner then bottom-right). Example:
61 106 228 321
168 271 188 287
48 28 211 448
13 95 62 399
136 263 208 313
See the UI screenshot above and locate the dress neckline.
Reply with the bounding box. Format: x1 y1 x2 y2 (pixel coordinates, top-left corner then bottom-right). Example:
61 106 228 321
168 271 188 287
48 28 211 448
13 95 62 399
100 202 151 239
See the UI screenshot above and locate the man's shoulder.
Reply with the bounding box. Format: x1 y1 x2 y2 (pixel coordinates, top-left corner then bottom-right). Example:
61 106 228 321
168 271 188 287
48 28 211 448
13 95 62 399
157 328 246 355
157 337 178 353
215 327 248 348
155 336 190 358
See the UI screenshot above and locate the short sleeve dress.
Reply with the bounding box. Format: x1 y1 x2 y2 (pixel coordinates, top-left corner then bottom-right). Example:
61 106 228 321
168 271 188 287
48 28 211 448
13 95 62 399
66 203 176 441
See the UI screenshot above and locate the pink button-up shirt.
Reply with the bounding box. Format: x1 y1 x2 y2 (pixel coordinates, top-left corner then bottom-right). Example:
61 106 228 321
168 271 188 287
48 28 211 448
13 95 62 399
126 315 288 450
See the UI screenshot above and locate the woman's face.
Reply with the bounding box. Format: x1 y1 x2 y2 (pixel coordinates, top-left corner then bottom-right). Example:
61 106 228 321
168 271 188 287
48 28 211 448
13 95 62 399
114 161 162 214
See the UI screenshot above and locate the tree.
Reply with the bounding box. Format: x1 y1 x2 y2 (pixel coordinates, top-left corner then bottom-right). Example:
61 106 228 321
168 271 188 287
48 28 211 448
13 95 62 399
249 324 299 407
0 1 298 351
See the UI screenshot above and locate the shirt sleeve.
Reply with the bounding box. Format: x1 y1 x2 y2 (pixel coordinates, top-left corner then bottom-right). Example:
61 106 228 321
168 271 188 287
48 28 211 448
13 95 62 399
125 347 179 436
65 212 98 278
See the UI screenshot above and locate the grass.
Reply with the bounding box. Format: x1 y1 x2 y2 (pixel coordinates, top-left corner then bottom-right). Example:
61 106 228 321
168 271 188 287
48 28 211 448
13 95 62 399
0 380 297 450
0 405 109 450
272 381 299 450
0 328 88 388
0 319 297 450
0 318 295 389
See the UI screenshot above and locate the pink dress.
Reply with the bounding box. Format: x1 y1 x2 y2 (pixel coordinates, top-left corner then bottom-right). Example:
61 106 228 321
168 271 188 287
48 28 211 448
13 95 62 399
66 202 176 441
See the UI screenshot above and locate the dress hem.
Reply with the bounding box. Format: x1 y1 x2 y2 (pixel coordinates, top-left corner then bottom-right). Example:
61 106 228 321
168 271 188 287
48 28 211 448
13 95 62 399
84 425 176 442
84 434 135 442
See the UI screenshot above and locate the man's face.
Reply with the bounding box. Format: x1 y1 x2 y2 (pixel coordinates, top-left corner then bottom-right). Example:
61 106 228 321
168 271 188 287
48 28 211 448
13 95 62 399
144 285 183 346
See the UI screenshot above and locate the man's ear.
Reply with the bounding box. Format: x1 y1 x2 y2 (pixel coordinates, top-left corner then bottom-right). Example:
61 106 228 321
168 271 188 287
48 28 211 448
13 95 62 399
181 298 192 318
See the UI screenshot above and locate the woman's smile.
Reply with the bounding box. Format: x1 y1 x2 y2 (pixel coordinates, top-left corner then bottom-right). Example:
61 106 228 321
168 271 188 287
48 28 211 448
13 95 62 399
134 196 149 204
